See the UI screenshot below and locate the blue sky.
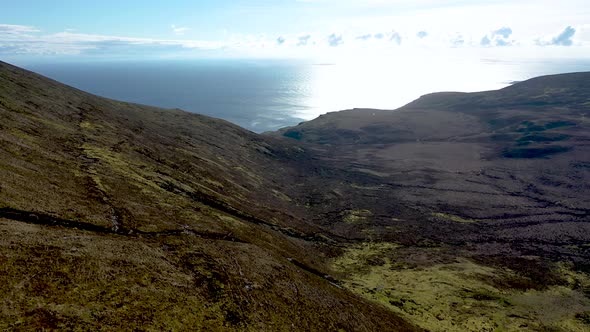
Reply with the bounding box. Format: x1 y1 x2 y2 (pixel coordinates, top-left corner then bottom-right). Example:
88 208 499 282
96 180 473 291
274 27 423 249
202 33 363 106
1 0 589 62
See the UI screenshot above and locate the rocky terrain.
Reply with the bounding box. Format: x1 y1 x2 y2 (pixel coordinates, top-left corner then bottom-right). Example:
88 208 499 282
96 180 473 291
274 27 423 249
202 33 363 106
1 60 589 331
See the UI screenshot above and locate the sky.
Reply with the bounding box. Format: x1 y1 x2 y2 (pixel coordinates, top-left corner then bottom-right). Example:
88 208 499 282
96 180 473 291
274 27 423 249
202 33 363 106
1 0 589 62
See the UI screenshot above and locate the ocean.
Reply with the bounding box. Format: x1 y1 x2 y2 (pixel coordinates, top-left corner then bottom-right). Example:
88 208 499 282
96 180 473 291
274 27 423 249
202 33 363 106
21 58 590 133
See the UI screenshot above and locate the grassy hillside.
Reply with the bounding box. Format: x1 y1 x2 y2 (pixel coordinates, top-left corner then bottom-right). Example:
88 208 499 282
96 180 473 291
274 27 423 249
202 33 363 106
2 60 590 331
0 61 417 331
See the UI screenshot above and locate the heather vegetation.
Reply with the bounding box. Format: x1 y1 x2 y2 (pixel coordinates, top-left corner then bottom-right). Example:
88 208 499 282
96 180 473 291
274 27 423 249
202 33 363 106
1 61 590 330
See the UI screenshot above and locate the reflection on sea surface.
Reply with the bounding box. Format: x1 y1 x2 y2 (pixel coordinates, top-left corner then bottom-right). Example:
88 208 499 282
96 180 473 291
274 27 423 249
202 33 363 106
24 57 590 132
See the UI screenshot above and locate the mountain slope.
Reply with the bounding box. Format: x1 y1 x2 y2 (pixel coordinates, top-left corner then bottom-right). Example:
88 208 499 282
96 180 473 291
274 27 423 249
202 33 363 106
278 72 590 226
2 60 590 331
275 72 590 330
0 61 418 331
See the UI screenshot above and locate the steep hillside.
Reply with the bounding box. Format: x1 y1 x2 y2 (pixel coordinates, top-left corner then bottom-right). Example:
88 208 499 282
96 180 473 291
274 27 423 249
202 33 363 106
0 61 417 331
2 60 590 331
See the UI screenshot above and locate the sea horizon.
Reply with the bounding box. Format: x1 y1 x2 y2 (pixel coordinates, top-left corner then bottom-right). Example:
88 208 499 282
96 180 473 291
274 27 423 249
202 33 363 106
14 57 590 133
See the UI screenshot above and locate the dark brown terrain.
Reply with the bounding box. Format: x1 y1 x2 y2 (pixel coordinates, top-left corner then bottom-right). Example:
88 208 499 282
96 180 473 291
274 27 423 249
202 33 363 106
1 60 589 331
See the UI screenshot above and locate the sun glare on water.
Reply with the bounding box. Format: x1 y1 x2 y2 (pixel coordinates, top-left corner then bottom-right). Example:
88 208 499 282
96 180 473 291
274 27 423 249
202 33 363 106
295 53 514 120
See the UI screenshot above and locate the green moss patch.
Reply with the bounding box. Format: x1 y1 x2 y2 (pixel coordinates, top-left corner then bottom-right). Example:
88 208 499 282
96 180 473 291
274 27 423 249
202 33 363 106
332 244 590 331
342 209 373 224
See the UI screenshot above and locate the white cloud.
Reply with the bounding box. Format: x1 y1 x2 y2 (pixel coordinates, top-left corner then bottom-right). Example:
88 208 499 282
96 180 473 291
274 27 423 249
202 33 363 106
536 26 577 46
0 24 40 34
356 33 372 41
297 34 311 46
328 33 343 47
480 27 514 47
389 31 402 45
0 28 225 57
492 27 512 39
550 26 576 46
302 0 588 47
171 25 190 35
450 34 465 47
1 6 589 60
